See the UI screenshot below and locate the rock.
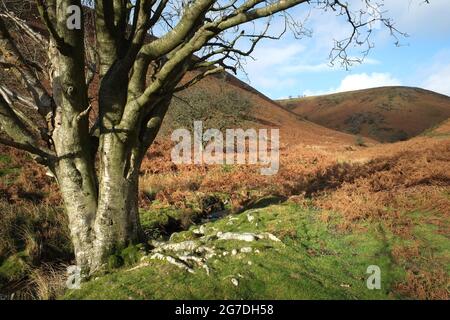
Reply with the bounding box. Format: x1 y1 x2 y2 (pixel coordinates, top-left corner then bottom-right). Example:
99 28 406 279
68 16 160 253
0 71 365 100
217 231 282 243
257 232 282 242
217 232 257 242
203 264 210 275
240 247 252 253
149 253 194 273
231 278 239 286
231 249 237 256
247 214 255 223
152 240 199 252
193 225 206 235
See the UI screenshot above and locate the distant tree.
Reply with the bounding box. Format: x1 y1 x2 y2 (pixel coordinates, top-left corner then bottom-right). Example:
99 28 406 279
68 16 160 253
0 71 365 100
169 81 252 132
0 0 410 273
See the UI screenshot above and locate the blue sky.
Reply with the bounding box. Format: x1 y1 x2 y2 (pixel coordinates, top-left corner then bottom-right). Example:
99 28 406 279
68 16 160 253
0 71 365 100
234 0 450 99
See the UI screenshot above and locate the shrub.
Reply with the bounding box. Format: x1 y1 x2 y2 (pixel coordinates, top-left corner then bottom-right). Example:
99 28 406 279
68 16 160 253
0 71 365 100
167 81 252 132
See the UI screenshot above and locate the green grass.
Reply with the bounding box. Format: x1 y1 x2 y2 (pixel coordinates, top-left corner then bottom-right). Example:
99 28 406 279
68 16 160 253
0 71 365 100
0 251 30 284
64 202 417 300
410 211 450 274
0 154 11 164
0 154 21 184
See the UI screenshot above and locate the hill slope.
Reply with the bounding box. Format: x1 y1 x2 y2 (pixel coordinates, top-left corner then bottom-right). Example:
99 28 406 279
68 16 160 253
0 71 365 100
168 73 365 147
278 87 450 142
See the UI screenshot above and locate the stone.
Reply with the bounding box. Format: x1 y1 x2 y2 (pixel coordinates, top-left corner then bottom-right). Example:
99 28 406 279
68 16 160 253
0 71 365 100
217 232 257 242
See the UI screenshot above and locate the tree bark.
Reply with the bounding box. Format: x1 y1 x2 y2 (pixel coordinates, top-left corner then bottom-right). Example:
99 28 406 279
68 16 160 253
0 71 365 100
56 140 144 273
91 132 143 271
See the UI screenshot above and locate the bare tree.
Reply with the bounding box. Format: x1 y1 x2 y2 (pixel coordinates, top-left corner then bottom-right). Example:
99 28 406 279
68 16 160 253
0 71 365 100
0 0 409 273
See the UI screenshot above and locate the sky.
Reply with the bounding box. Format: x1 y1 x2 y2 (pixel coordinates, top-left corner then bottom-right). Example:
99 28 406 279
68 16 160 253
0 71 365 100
234 0 450 99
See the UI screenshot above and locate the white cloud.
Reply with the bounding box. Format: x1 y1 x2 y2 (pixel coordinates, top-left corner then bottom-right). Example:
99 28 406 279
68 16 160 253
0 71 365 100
242 42 306 91
412 49 450 96
336 73 401 92
304 72 401 96
422 64 450 96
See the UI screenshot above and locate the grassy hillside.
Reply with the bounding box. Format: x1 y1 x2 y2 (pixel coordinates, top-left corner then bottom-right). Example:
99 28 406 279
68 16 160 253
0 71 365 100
65 131 450 300
278 87 450 142
65 197 449 299
162 73 365 147
2 128 448 299
64 203 404 300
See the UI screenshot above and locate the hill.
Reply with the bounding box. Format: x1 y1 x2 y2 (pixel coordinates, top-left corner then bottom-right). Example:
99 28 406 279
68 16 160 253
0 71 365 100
166 72 365 147
278 87 450 142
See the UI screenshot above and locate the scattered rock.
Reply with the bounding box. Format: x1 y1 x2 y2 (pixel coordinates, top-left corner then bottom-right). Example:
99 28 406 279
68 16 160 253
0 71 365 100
152 240 199 252
138 229 281 276
217 232 257 242
149 253 195 273
217 231 282 243
257 232 282 242
193 225 206 235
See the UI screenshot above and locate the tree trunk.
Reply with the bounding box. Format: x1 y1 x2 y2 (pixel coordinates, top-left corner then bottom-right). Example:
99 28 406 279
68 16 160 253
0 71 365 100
59 166 143 273
55 159 97 271
91 132 143 271
55 126 144 273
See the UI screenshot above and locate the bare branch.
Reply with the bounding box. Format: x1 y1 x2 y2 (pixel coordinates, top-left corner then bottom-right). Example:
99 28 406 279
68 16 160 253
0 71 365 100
0 6 47 46
0 15 53 120
174 67 225 92
0 92 54 161
35 0 66 50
